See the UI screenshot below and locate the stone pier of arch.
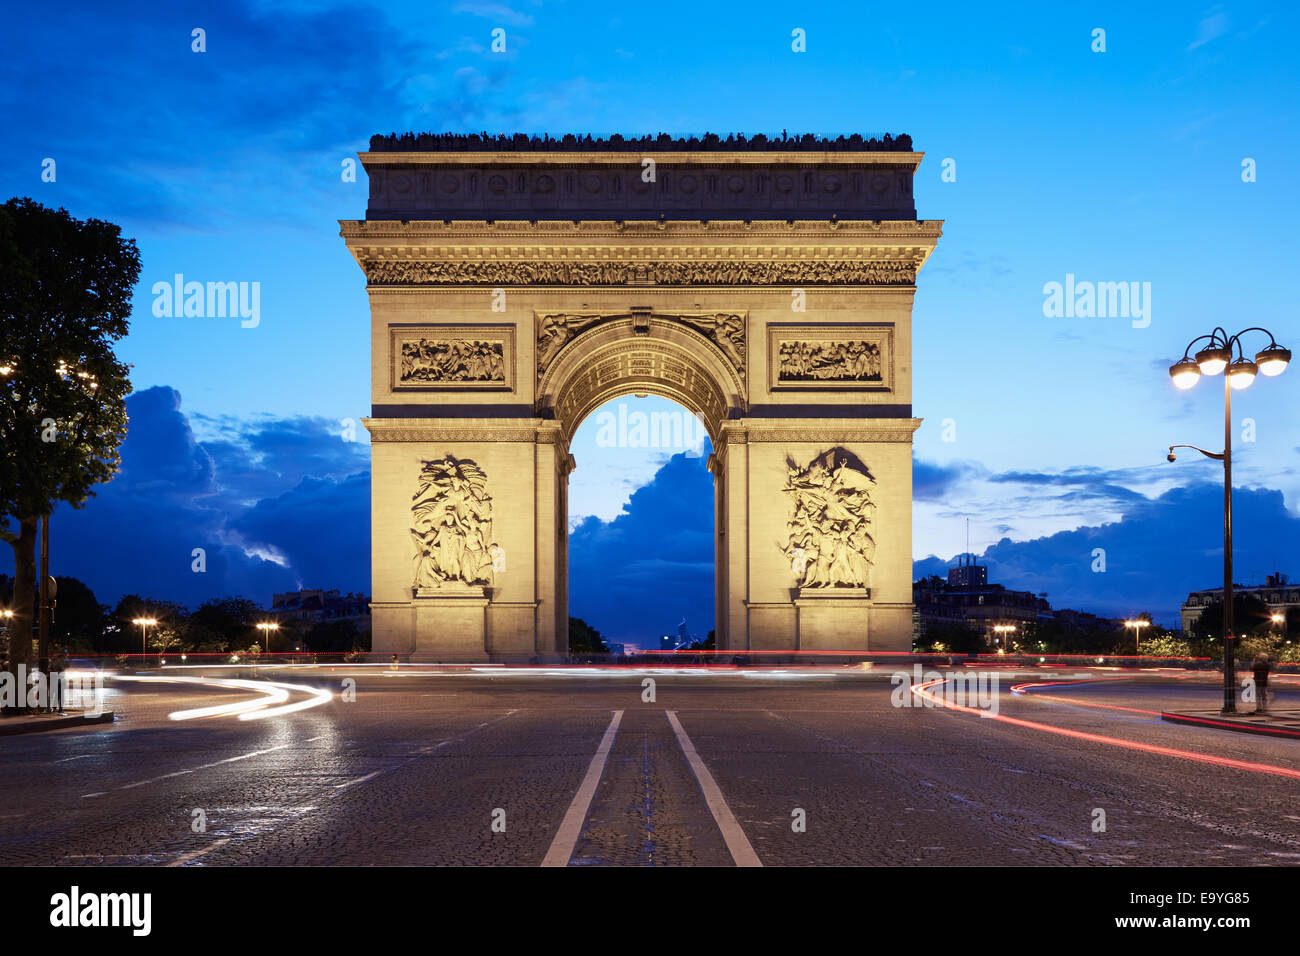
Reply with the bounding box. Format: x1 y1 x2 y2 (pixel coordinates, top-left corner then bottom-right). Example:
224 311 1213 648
344 133 942 661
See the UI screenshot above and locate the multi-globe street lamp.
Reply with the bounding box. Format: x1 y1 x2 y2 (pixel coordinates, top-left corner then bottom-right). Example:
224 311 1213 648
131 617 157 657
1167 326 1290 714
256 621 280 657
1124 618 1150 656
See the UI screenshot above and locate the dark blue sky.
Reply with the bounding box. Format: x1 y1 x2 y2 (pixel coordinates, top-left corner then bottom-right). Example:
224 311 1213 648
3 1 1298 636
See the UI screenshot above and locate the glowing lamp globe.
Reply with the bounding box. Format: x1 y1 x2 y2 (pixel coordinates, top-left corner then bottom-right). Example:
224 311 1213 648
1227 358 1258 390
1255 345 1291 377
1195 346 1230 376
1168 358 1201 390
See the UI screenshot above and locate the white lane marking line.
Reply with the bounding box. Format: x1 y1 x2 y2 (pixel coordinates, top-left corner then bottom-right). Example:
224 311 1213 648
665 710 762 868
541 710 624 867
305 735 325 742
167 838 232 867
81 743 295 798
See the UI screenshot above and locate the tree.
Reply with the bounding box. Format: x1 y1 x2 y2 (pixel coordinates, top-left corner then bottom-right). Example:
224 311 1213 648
109 594 187 656
0 198 140 686
1188 593 1272 653
304 618 360 653
568 616 609 655
185 596 261 654
685 629 716 651
48 576 107 652
916 620 983 655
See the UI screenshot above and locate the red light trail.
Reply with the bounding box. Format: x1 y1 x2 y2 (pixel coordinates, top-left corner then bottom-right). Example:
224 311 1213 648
912 678 1300 781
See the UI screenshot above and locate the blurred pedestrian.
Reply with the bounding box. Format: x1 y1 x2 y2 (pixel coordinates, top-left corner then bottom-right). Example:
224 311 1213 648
1252 654 1273 714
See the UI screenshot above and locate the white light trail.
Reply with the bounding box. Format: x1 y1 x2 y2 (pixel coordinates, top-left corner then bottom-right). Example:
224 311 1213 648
113 675 331 721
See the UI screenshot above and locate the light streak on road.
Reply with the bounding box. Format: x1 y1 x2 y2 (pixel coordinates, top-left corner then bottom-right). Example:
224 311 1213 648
113 675 331 720
1010 678 1164 717
1013 677 1300 738
912 678 1300 782
238 682 334 720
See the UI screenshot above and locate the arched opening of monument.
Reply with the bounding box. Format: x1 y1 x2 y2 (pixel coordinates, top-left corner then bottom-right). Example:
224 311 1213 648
565 395 716 656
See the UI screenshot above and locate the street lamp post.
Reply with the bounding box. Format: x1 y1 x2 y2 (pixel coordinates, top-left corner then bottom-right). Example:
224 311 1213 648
1167 326 1290 714
992 623 1016 654
256 622 280 658
132 617 156 658
1124 619 1150 657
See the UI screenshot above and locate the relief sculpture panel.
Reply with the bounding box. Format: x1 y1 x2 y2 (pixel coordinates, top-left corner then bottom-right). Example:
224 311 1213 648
780 450 876 590
390 325 514 390
767 324 893 392
411 457 498 590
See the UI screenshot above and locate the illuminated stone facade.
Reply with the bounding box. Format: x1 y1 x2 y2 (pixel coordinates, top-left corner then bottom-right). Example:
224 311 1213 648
344 134 941 660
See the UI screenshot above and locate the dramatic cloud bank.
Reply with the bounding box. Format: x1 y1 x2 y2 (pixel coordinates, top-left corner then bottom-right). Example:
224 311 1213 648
1 386 370 608
915 481 1300 625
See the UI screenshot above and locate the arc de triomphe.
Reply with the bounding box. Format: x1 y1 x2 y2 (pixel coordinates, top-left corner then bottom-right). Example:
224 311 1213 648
342 133 941 660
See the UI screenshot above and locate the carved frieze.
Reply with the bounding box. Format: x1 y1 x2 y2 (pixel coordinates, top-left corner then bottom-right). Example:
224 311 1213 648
390 325 514 391
411 457 498 590
537 311 746 381
780 450 876 590
767 324 894 392
363 258 918 287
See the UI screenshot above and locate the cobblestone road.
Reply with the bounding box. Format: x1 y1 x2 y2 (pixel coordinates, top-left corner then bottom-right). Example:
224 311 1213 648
2 667 1299 866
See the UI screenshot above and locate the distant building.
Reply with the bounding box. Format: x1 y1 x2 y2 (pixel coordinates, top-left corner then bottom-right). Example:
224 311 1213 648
915 554 1120 647
269 589 371 628
915 576 1047 646
947 552 988 588
1051 607 1124 632
1180 572 1299 632
659 619 694 651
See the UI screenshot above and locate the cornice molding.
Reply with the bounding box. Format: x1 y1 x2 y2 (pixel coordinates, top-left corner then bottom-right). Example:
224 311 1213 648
719 418 923 443
363 417 564 443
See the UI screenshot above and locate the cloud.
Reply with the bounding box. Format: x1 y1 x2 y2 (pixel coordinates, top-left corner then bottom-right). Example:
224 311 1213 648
453 1 536 26
233 472 370 591
914 459 977 501
0 0 508 231
987 466 1150 506
1 386 369 608
568 452 714 644
1189 7 1230 50
915 482 1300 625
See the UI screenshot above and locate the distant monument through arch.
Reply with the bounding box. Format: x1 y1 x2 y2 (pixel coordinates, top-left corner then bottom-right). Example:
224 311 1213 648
342 133 942 660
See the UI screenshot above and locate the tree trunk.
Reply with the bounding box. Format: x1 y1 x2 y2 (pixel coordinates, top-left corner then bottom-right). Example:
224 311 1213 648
4 517 38 714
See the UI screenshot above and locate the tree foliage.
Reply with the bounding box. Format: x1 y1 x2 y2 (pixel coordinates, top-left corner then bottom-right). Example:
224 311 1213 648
1188 594 1272 643
0 198 140 671
568 616 609 655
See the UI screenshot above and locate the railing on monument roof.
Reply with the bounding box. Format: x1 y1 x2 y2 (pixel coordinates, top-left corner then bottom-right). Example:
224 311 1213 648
367 132 914 152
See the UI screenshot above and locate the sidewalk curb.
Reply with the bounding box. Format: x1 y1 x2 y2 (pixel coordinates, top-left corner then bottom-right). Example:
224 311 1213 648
0 712 115 737
1160 711 1300 740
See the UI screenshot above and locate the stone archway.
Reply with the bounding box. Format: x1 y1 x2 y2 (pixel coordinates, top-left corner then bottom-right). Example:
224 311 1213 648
538 311 746 443
347 133 941 661
540 313 743 651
